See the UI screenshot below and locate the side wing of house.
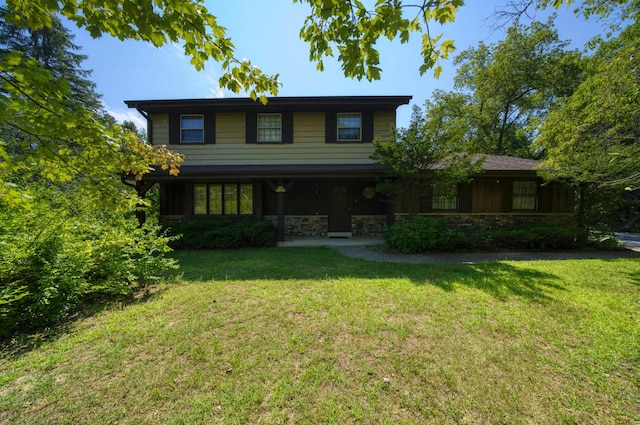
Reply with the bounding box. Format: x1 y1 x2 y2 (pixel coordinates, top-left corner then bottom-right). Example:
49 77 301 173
393 155 576 229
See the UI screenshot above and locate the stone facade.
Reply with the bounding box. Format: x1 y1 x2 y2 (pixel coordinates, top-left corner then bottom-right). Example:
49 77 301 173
352 215 386 237
265 215 329 237
395 213 575 229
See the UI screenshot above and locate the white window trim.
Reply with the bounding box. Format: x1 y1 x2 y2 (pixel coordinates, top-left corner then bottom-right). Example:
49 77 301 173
257 113 282 143
337 112 362 142
180 114 204 143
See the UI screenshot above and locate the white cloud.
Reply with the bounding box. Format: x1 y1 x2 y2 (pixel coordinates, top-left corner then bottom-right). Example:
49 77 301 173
205 75 226 99
104 106 147 131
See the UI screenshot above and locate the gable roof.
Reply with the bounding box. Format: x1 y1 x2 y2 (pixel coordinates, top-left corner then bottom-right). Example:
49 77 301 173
477 155 540 171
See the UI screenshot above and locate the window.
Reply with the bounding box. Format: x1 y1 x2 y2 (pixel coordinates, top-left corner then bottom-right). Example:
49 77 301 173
432 182 458 210
257 114 282 142
181 115 204 143
193 183 253 215
512 181 537 210
337 113 362 141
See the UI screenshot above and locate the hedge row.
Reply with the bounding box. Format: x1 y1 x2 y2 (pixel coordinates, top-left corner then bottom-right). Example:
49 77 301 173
165 218 276 250
383 216 584 254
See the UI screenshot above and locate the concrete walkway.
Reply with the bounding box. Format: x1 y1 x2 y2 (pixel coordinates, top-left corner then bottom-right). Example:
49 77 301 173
278 235 640 264
615 232 640 251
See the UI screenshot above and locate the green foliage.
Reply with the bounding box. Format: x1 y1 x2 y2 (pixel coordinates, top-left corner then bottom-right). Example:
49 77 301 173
0 13 180 339
0 188 178 338
383 217 581 253
536 15 640 228
296 0 463 80
166 218 277 250
488 223 582 250
383 217 463 253
430 18 583 157
372 105 481 213
5 0 280 101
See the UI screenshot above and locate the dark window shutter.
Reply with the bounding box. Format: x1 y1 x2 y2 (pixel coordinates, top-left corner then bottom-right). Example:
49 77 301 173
204 112 215 144
362 110 374 142
246 112 257 143
282 111 293 143
169 113 180 145
325 110 337 143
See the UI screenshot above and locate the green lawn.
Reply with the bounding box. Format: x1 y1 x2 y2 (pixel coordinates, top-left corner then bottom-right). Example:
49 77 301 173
1 248 638 424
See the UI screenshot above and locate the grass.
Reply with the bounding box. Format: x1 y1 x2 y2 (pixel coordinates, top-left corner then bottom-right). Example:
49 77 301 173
1 248 638 424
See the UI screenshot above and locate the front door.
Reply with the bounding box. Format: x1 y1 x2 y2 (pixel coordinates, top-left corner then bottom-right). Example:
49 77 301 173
329 186 352 236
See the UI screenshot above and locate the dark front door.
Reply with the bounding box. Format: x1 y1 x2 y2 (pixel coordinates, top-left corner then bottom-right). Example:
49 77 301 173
329 186 352 234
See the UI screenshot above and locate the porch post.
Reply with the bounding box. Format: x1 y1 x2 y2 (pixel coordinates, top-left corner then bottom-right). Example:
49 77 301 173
276 179 286 242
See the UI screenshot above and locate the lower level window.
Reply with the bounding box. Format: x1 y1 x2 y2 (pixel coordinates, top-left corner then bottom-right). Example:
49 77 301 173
432 182 458 210
194 183 253 215
512 180 537 210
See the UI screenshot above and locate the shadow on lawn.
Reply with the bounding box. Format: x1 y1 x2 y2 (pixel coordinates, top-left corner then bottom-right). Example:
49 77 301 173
0 285 171 360
173 247 564 303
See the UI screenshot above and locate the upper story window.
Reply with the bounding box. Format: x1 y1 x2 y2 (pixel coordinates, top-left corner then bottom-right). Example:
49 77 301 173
512 180 537 210
180 115 204 143
257 113 282 142
432 182 458 211
337 113 362 141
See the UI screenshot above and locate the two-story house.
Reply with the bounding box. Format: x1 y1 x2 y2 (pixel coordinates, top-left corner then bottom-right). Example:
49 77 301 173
125 96 574 241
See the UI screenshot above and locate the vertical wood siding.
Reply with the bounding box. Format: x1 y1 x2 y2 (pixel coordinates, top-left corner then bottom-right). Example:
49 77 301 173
472 178 503 213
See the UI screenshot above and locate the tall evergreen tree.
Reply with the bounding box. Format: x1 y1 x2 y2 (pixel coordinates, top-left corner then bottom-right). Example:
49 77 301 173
0 7 102 112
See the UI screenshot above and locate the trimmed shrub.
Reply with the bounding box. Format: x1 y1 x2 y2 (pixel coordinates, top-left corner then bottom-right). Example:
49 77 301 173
488 223 581 250
166 218 277 250
383 216 582 253
383 217 453 254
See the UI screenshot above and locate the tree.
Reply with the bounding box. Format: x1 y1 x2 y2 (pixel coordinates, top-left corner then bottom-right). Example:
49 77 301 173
0 10 181 335
443 19 582 157
371 105 482 213
535 16 640 228
0 7 102 112
5 0 626 92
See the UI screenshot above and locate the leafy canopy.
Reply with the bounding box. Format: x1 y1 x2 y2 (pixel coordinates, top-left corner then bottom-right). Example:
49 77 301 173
535 14 640 226
371 105 482 212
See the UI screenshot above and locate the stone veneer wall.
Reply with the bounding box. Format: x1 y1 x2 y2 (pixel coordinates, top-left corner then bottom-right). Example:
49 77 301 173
265 215 329 237
352 215 386 237
395 213 576 229
265 215 388 237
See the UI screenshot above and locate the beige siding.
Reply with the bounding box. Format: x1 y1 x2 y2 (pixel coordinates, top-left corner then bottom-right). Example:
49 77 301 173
293 112 325 144
216 113 245 144
151 113 169 145
175 144 377 166
373 111 395 139
151 110 395 165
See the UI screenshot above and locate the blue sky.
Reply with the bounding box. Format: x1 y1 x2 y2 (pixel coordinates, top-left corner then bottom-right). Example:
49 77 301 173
67 0 606 129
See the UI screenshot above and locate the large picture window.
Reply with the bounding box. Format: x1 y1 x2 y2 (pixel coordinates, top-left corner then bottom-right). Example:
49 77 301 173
194 183 253 215
431 182 458 210
257 114 282 142
512 180 537 210
337 113 362 141
180 115 204 143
